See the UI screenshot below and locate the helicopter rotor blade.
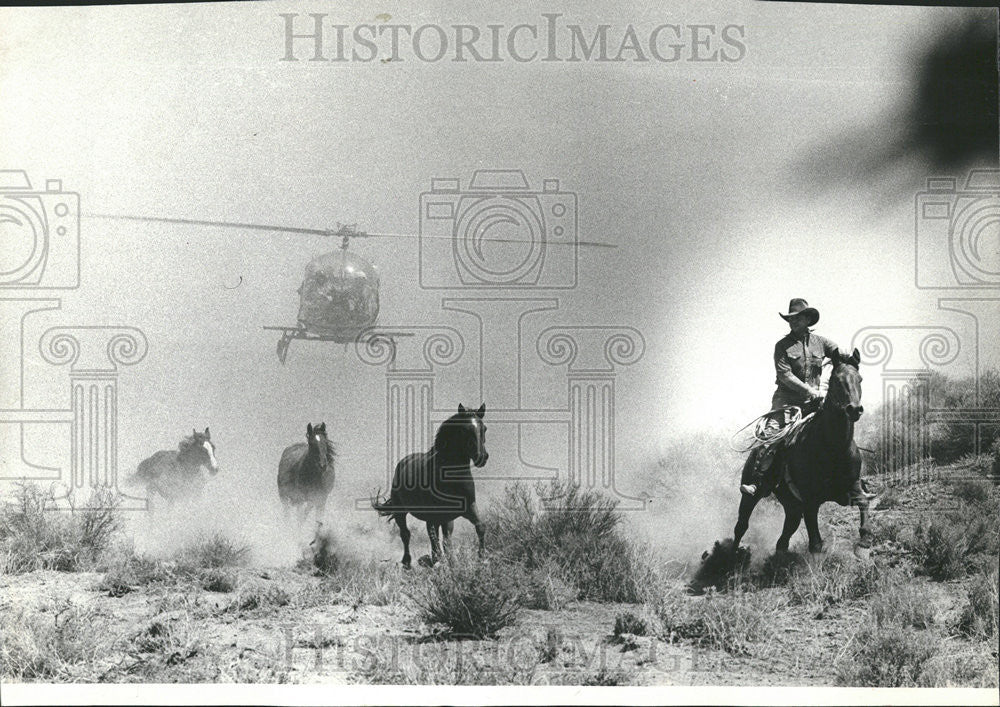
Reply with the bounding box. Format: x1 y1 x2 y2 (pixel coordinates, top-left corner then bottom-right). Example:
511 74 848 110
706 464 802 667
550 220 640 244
85 213 333 237
85 214 618 248
364 232 617 249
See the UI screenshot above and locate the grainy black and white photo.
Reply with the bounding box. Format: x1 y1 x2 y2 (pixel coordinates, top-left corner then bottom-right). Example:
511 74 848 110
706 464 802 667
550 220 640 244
0 1 998 704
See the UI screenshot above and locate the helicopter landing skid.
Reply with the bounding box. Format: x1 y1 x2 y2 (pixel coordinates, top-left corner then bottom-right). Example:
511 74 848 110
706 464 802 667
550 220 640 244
263 326 414 364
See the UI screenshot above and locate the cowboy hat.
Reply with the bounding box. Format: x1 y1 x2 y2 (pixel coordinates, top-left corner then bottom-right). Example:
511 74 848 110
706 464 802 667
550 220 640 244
779 298 819 326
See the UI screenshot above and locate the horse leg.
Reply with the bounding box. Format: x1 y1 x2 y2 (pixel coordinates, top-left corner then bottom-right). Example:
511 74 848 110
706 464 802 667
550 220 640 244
146 480 169 513
803 504 824 554
854 494 873 559
776 501 803 553
394 513 412 569
426 523 443 564
441 520 455 563
463 503 486 557
733 493 760 551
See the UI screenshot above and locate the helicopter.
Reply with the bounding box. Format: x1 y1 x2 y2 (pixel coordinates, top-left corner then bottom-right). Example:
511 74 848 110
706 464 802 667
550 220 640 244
86 212 617 363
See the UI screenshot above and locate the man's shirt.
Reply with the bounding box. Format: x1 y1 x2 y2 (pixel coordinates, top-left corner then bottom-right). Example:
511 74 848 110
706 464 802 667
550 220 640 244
772 330 839 407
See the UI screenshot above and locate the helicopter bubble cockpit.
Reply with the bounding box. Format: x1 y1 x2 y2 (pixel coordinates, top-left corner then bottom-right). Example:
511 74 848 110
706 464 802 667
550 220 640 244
297 236 380 343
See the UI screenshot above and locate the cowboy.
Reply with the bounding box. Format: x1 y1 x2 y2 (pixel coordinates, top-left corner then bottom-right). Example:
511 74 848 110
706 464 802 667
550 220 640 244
740 298 839 497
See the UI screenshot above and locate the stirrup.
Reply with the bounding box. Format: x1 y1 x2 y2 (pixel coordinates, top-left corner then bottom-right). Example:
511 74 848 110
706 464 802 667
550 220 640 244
740 484 757 496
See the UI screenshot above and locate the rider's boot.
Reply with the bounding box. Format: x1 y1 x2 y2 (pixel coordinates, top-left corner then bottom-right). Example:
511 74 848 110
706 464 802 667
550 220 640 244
740 448 762 496
741 446 778 498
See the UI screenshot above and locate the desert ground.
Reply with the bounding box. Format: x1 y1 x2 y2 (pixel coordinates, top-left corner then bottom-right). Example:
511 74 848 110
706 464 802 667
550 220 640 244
2 447 997 687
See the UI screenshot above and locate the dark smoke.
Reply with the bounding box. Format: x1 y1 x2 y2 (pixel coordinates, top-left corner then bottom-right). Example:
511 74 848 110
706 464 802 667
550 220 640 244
795 14 998 196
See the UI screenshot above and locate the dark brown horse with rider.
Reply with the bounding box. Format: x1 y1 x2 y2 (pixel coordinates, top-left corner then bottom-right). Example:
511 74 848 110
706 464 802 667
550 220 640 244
734 347 873 556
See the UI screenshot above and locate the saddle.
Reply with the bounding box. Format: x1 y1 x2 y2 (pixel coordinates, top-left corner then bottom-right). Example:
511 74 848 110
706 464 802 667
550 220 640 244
749 406 819 503
752 405 816 452
778 410 816 447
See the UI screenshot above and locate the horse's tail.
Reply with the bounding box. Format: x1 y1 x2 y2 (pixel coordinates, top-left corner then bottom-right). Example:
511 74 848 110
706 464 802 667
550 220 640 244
370 487 396 518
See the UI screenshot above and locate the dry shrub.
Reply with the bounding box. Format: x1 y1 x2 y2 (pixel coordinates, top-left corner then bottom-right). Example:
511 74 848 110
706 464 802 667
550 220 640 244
0 602 104 680
581 668 634 685
227 581 291 613
97 547 171 597
910 508 998 581
839 610 998 687
130 616 201 663
836 625 939 687
303 529 404 607
408 551 521 639
787 553 881 615
613 611 650 639
506 558 578 611
917 649 999 688
871 580 937 630
486 481 655 603
0 483 121 574
838 562 997 688
956 566 1000 640
755 549 808 588
947 476 994 505
198 568 236 593
174 532 250 571
653 587 780 656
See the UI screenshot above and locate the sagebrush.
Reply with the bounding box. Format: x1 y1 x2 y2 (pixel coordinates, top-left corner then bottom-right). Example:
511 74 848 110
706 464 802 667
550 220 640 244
0 483 121 574
408 552 521 639
485 480 655 603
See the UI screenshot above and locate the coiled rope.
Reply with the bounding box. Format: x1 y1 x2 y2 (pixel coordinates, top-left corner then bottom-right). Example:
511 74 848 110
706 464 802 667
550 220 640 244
730 407 878 455
729 406 803 454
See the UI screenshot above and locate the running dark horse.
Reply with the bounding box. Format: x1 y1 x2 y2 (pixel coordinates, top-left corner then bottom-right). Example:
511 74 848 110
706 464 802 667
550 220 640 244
278 422 337 524
372 404 489 568
733 348 873 557
127 428 219 508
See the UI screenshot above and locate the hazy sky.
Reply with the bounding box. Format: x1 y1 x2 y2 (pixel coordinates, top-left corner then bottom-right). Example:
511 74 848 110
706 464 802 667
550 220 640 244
1 1 997 508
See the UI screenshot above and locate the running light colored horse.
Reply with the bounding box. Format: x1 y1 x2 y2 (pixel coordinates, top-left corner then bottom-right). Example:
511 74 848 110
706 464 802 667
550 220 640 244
127 428 219 508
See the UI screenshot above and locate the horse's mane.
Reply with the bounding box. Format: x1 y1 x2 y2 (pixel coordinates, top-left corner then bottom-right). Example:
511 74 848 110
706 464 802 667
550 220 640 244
434 411 473 452
178 433 204 454
317 438 337 459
